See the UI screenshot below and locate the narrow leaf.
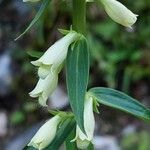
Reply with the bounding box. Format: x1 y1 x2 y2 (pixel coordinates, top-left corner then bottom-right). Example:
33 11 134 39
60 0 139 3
66 37 89 132
15 0 51 40
89 87 150 121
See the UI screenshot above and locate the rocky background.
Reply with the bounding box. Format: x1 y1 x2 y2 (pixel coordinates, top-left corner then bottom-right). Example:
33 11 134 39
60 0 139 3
0 0 150 150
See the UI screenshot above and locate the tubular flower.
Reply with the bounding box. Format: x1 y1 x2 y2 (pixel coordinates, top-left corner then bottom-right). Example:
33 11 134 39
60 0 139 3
30 31 80 106
100 0 138 28
29 71 58 106
72 95 95 149
31 31 80 79
28 115 61 150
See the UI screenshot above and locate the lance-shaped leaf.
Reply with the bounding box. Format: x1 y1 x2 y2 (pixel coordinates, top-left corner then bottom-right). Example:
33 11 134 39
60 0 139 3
24 118 76 150
89 87 150 121
66 37 89 132
15 0 51 40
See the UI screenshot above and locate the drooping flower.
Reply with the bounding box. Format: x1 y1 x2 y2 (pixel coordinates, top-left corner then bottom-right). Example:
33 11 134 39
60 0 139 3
30 31 80 106
28 115 61 150
72 95 95 149
31 31 80 79
100 0 138 28
29 70 58 106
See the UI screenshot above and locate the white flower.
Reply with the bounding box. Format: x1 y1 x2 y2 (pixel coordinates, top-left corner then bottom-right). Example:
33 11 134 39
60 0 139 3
23 0 40 2
31 31 79 79
28 115 61 150
100 0 138 28
29 71 58 106
30 31 80 106
72 95 95 149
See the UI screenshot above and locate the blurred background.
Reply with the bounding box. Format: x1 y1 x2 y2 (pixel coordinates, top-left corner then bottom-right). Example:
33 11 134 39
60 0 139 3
0 0 150 150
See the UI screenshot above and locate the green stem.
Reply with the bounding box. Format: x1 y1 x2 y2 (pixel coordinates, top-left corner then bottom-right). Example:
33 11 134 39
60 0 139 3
72 0 86 35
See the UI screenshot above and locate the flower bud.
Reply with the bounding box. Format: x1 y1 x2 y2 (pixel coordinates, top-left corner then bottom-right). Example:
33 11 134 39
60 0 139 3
28 115 61 150
29 71 58 106
31 31 79 79
100 0 138 28
72 95 95 149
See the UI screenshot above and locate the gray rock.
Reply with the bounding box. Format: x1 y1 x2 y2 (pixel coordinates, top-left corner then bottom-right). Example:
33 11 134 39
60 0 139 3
48 86 68 109
94 136 120 150
5 122 43 150
0 111 7 137
12 0 31 16
0 52 12 96
122 124 137 136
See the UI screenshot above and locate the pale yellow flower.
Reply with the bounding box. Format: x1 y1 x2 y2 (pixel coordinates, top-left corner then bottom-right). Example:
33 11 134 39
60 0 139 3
101 0 138 28
31 31 79 79
28 115 61 150
29 71 58 106
72 96 95 149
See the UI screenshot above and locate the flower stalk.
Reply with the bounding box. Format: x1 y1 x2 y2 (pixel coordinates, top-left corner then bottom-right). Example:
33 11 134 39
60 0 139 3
73 0 86 35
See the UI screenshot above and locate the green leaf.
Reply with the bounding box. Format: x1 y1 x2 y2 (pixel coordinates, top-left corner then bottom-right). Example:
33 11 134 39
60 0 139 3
89 87 150 121
65 126 77 150
66 37 89 132
24 118 76 150
27 50 44 58
15 0 51 40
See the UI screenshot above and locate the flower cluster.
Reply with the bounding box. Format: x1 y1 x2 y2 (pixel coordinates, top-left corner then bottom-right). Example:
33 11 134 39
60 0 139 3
28 95 96 150
29 31 79 106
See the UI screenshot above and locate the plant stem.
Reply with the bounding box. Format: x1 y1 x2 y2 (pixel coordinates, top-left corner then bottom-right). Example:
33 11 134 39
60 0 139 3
72 0 86 35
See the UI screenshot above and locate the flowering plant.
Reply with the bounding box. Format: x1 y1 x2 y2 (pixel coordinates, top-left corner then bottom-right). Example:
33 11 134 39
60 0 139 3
16 0 150 149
